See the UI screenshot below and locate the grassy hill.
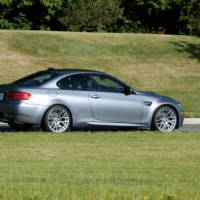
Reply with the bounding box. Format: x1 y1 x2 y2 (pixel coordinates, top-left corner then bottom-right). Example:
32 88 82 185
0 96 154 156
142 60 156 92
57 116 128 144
0 30 200 117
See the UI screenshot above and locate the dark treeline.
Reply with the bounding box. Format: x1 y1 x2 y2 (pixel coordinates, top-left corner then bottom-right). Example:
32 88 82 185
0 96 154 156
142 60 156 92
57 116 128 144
0 0 199 36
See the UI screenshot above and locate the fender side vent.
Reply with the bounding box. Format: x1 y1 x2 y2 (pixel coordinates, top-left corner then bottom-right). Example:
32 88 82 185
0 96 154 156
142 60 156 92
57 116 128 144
143 101 152 106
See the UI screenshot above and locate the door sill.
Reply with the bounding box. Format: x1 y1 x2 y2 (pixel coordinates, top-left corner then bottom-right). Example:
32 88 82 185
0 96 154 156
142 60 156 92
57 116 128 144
86 121 149 127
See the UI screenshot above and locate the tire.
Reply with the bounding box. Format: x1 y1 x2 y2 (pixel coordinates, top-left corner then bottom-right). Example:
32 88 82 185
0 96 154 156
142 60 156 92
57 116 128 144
152 106 178 132
44 105 72 133
8 122 33 131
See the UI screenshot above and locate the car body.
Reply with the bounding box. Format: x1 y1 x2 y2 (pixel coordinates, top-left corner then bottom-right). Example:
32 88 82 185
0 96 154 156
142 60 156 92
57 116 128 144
0 69 184 132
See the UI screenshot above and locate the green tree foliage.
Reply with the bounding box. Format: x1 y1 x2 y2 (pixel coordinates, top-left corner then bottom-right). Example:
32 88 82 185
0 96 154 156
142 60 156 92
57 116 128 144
178 0 200 36
121 0 179 33
190 1 200 36
0 0 64 30
121 0 200 36
0 0 199 36
59 0 122 32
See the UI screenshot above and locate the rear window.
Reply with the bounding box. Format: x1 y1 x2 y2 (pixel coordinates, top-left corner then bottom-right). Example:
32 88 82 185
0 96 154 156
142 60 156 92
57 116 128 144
13 71 59 86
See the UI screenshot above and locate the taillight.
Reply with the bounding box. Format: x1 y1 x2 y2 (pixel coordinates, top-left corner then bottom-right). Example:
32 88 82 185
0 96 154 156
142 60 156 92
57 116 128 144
7 92 31 100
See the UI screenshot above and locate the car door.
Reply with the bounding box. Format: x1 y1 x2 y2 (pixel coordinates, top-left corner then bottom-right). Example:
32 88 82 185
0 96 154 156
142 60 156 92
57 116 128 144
87 74 143 123
56 74 92 121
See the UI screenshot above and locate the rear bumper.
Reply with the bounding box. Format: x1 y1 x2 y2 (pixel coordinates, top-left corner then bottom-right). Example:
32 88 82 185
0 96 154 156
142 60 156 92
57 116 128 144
0 101 48 125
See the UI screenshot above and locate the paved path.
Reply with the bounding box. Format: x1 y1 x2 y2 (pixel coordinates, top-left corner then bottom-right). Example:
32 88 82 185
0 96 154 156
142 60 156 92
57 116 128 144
0 120 200 131
180 124 200 131
184 118 200 125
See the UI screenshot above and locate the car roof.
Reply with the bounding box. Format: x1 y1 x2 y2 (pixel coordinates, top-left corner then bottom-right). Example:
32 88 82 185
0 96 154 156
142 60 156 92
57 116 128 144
46 68 101 74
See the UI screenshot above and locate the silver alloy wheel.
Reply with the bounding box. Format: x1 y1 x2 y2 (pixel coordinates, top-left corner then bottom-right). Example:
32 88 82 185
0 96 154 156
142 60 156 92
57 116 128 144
155 106 177 132
47 107 70 133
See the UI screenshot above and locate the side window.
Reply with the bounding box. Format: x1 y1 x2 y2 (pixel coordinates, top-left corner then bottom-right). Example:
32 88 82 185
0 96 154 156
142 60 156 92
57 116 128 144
57 74 88 90
14 72 59 86
57 73 126 93
88 74 125 93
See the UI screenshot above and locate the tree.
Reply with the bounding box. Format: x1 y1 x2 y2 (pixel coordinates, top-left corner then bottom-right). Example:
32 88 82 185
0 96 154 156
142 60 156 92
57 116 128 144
178 0 200 36
120 0 200 36
0 0 199 36
0 0 64 30
120 0 182 34
59 0 122 32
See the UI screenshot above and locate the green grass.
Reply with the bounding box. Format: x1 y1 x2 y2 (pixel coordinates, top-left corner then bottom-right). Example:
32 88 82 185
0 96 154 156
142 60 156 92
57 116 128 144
0 131 199 200
0 31 200 199
0 30 200 116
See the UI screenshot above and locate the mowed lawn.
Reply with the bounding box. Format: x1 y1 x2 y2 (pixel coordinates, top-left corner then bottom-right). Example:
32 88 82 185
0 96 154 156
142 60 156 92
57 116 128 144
0 30 200 117
0 30 200 199
0 131 200 200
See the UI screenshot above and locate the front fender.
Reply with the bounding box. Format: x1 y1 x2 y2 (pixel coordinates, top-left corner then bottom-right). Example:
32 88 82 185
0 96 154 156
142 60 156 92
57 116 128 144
142 101 184 128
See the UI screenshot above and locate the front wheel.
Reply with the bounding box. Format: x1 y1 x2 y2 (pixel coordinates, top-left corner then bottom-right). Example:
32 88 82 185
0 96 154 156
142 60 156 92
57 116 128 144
152 106 178 132
44 105 72 133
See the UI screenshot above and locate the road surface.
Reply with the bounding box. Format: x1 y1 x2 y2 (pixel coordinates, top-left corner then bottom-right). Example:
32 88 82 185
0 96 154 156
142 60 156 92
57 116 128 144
0 123 199 132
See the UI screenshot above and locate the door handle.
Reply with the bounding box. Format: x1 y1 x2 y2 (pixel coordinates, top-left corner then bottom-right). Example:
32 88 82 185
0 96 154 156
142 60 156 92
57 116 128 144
90 95 100 99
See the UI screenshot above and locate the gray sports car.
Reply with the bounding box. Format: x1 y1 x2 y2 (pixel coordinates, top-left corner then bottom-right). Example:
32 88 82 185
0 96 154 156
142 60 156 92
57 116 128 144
0 68 184 133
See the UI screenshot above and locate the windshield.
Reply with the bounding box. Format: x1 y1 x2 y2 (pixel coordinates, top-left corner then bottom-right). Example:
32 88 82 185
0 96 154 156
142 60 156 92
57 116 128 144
13 71 60 86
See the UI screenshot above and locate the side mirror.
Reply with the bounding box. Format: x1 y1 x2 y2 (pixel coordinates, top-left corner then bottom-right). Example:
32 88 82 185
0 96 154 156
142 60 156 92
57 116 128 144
123 87 134 95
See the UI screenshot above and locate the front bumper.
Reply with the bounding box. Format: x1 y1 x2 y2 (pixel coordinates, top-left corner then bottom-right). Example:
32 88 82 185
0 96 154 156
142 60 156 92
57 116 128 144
178 111 184 128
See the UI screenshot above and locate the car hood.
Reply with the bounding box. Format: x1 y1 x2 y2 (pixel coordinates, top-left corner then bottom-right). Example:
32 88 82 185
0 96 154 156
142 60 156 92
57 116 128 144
137 91 180 104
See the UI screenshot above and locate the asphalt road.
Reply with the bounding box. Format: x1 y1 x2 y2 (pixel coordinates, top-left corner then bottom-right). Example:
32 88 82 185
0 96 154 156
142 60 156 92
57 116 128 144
0 123 199 132
180 124 200 131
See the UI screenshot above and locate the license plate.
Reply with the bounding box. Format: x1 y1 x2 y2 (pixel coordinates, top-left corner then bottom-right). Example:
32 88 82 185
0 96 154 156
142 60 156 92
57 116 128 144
0 93 4 100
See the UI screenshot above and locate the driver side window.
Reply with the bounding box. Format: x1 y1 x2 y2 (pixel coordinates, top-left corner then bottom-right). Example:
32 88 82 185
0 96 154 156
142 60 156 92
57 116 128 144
88 74 125 93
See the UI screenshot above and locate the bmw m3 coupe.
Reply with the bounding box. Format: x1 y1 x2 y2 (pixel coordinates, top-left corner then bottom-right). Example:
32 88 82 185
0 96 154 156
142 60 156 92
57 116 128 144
0 68 184 132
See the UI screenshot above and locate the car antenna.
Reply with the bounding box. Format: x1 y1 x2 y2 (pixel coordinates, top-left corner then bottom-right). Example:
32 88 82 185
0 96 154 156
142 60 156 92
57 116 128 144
47 68 55 71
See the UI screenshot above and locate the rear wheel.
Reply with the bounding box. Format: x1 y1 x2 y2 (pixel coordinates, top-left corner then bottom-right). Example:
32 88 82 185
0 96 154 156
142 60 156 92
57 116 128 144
152 106 178 132
44 105 72 133
8 122 33 131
